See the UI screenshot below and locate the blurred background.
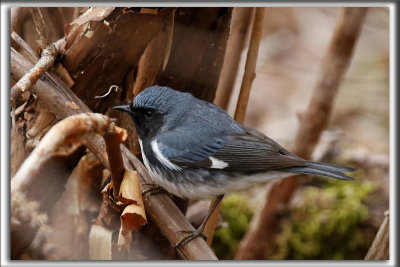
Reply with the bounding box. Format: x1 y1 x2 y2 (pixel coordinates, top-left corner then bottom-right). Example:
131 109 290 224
211 7 389 260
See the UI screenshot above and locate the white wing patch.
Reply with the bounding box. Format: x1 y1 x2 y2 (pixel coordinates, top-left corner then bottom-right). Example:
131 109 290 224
151 140 182 171
209 157 228 169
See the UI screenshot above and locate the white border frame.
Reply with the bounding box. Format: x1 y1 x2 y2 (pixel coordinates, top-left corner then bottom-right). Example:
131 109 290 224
1 2 396 267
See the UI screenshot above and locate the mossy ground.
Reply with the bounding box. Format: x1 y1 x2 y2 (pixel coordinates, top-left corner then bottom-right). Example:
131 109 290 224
212 175 376 260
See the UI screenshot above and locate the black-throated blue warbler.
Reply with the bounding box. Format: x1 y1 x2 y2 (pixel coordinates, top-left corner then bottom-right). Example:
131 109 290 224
114 85 356 247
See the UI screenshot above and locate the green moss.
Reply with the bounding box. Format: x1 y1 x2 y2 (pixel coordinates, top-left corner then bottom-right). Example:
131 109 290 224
269 180 376 260
212 193 254 260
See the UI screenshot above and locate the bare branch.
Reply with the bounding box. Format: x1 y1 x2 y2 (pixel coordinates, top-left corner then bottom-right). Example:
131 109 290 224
11 31 39 63
214 7 254 110
11 39 63 107
29 7 49 48
365 211 389 260
234 7 265 123
11 31 74 88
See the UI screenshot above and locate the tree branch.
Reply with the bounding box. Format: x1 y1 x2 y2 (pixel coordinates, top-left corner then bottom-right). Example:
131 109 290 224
11 41 61 107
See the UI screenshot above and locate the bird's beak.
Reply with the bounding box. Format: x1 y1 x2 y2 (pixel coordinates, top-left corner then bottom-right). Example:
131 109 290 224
113 104 132 114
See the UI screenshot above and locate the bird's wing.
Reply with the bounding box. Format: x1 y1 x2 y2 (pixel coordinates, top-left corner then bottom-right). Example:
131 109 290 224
157 127 307 172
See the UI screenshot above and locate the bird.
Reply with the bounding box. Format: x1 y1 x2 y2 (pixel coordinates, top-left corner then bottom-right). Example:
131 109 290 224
113 85 356 247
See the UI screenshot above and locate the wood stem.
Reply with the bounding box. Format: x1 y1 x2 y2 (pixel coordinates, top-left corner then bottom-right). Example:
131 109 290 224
29 7 49 48
365 210 389 260
234 7 265 123
214 7 254 110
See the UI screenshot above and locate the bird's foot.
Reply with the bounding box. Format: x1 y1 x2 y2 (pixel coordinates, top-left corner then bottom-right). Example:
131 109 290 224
142 183 170 199
173 227 207 248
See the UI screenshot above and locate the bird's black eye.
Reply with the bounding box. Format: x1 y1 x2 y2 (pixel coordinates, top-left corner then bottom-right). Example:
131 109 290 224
144 110 154 118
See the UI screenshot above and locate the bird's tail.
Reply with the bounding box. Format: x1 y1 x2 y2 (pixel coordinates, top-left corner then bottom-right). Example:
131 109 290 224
282 161 357 181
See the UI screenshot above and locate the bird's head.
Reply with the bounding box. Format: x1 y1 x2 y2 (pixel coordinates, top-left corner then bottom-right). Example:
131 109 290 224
113 86 193 140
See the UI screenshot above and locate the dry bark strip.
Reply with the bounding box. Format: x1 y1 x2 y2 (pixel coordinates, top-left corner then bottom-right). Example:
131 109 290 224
117 171 147 251
365 211 389 260
11 47 217 260
132 8 176 97
103 128 127 199
235 7 369 260
156 8 233 102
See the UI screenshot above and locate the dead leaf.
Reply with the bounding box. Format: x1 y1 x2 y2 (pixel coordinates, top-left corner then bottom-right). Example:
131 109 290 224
132 8 176 96
118 170 142 205
117 171 147 251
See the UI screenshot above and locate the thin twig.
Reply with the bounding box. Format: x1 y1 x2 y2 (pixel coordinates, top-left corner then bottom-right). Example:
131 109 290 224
29 7 49 48
234 7 265 123
95 85 119 99
11 33 87 113
11 31 75 89
235 7 369 260
11 31 39 63
10 39 63 107
365 210 389 260
214 7 254 110
204 7 265 246
11 47 217 260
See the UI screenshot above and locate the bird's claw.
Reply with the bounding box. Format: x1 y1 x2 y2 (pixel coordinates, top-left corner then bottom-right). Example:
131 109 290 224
173 228 208 248
142 183 170 199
